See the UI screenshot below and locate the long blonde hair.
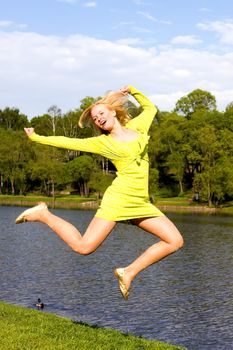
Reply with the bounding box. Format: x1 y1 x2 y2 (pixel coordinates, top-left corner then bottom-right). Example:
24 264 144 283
78 91 131 133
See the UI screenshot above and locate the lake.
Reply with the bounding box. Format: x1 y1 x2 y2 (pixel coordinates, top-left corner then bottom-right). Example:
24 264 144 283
0 206 232 350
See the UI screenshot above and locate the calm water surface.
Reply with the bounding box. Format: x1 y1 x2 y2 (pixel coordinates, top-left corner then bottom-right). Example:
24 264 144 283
0 206 232 350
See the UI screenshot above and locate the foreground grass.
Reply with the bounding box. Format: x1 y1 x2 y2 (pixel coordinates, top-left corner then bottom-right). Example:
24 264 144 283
0 302 186 350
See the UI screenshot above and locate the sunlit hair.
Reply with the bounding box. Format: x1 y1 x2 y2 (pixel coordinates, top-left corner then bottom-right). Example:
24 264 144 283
78 91 131 133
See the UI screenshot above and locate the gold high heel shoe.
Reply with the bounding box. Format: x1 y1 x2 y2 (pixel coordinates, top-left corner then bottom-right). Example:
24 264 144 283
15 202 47 224
114 268 129 300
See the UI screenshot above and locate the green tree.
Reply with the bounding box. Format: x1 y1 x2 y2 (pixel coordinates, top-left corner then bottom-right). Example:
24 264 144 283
79 96 99 111
89 169 115 199
47 105 62 135
66 155 96 196
59 110 80 138
225 101 233 114
174 89 217 119
218 157 233 199
192 125 220 206
30 114 53 135
149 168 159 202
0 107 28 130
166 152 185 195
0 129 30 194
149 112 186 193
30 105 62 136
223 102 233 131
28 144 66 196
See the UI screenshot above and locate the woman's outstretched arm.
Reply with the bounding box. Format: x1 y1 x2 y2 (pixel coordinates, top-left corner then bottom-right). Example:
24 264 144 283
24 128 105 154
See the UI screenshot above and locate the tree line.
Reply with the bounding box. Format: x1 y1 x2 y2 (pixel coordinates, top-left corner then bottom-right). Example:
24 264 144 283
0 89 233 207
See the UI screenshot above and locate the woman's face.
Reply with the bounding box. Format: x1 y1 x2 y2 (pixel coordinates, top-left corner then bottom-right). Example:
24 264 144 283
91 104 116 131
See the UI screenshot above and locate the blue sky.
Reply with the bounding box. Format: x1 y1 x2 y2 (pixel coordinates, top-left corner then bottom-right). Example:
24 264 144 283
1 0 233 118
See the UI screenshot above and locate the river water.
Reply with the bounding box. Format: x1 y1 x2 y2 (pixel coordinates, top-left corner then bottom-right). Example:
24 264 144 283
0 206 232 350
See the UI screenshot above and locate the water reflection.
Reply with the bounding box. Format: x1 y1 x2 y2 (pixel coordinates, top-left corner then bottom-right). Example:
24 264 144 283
0 206 232 350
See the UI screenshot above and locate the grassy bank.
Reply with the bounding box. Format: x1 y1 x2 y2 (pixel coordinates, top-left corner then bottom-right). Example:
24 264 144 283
155 196 233 215
0 194 233 215
0 194 99 210
0 302 186 350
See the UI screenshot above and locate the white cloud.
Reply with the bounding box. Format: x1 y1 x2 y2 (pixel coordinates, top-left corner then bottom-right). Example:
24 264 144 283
83 2 97 8
17 23 28 29
0 20 13 27
150 91 186 111
132 26 152 33
198 20 233 45
116 37 144 46
116 37 157 47
137 11 156 21
0 31 232 118
214 89 233 109
57 0 79 3
112 21 134 30
171 35 203 45
159 20 172 25
132 0 144 4
0 20 28 30
198 8 211 12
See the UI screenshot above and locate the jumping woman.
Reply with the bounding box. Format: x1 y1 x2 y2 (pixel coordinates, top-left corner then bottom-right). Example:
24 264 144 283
15 85 183 300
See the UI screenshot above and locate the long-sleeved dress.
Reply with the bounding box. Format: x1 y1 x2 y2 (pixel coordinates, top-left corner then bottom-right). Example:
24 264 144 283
29 86 164 221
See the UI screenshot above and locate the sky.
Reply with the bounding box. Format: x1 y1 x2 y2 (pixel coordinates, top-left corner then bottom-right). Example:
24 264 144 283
1 0 233 118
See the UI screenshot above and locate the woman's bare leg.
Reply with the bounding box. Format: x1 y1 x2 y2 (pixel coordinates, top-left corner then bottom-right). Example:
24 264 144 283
18 204 116 255
122 216 184 290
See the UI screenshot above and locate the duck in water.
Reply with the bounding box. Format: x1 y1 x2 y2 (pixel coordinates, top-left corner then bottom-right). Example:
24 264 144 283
36 298 44 310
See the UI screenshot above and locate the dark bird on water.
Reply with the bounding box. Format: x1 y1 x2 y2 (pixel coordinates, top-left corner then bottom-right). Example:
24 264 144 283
36 298 44 310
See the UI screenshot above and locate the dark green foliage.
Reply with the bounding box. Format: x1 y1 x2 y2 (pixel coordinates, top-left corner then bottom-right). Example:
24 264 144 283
66 155 97 196
0 107 29 130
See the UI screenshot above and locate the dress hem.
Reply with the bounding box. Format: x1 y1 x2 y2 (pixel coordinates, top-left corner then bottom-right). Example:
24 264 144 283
94 211 165 222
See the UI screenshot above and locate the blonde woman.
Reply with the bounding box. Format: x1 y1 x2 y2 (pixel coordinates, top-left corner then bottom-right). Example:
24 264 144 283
16 85 183 300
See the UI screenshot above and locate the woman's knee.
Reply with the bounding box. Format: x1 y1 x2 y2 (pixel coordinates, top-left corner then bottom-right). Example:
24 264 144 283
73 241 97 255
171 234 184 251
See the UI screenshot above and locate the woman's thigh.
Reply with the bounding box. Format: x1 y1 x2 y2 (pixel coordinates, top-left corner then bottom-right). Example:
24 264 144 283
133 216 184 247
81 217 117 253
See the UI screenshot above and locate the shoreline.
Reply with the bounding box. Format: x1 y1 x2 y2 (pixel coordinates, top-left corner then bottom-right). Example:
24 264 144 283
157 204 218 214
0 197 225 214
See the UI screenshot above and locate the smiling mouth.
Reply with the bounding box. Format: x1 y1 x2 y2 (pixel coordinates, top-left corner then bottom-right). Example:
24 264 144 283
100 120 106 126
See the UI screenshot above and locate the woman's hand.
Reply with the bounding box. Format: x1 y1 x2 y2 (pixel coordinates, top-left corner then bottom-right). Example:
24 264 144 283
120 85 130 95
24 127 35 137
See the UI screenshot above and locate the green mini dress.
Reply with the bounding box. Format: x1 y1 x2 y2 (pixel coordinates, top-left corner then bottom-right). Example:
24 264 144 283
29 86 164 221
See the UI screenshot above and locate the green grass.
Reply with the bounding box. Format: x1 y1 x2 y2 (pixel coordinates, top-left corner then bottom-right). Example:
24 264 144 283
0 194 96 203
0 194 98 210
0 302 186 350
155 196 191 207
1 193 233 214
